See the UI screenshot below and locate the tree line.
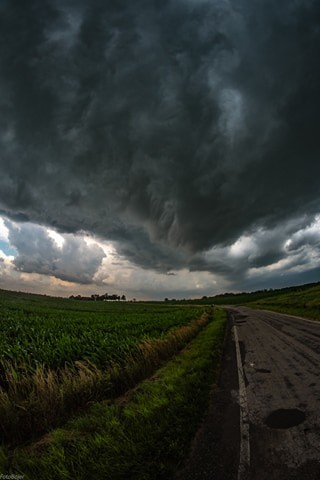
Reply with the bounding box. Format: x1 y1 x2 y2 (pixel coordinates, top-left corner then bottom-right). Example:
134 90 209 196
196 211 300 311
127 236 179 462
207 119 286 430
69 293 126 301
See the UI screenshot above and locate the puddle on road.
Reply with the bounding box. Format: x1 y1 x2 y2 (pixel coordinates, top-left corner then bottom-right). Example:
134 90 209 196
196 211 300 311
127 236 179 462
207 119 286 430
265 408 306 429
234 314 247 326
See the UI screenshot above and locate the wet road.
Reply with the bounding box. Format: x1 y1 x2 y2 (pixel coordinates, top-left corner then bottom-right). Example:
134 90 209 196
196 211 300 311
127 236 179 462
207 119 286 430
229 306 320 479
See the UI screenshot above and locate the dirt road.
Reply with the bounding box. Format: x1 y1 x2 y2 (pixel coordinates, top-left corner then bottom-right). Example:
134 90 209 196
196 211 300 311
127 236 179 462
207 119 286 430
178 307 320 480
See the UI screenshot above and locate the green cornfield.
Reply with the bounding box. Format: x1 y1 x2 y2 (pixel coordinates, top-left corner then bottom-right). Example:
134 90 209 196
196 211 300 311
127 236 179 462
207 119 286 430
0 289 206 371
0 289 210 445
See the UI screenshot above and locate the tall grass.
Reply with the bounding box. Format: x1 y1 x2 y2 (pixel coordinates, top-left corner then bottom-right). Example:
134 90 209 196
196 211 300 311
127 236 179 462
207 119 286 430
0 313 210 446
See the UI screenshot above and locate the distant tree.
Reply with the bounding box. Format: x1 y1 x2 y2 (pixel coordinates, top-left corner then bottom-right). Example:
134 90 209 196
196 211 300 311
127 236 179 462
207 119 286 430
121 294 126 301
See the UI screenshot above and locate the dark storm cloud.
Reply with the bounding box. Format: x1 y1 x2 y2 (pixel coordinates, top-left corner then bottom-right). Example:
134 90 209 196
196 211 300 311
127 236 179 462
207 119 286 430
0 0 320 280
6 220 105 284
188 216 320 288
239 266 320 294
287 229 320 252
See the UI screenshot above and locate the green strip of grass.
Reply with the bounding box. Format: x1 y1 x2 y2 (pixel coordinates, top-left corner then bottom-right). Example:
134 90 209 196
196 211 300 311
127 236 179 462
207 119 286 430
247 303 320 321
5 309 226 480
243 283 320 320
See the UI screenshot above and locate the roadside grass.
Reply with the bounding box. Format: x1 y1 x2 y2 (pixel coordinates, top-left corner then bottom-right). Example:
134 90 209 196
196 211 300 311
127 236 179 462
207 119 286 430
184 281 320 310
0 313 210 446
5 309 227 480
248 284 320 320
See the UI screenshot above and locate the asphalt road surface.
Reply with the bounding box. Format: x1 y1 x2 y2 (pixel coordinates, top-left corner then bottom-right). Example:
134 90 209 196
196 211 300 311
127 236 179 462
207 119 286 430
178 307 320 480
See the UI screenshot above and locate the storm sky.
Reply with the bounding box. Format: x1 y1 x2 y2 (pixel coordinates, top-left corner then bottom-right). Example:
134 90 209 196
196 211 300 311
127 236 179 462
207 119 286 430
0 0 320 299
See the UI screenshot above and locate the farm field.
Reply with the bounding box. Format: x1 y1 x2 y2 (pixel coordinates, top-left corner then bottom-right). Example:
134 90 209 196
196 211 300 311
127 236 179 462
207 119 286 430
2 309 226 479
0 289 207 369
0 289 223 454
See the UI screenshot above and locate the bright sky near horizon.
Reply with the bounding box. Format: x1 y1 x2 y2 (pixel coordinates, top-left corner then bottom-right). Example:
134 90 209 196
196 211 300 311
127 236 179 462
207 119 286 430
0 0 320 299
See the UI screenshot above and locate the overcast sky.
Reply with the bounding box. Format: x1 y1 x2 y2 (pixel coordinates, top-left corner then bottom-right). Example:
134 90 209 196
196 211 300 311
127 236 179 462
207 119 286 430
0 0 320 300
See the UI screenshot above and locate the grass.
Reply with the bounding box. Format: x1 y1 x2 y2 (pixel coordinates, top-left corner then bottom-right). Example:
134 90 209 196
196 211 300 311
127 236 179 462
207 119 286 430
248 283 320 320
4 309 227 480
183 281 320 309
178 280 320 321
0 312 210 446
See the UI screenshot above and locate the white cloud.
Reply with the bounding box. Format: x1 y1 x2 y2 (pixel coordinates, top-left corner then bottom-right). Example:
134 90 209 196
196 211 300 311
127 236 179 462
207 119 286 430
47 228 65 248
229 235 255 258
5 220 106 285
0 217 9 241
